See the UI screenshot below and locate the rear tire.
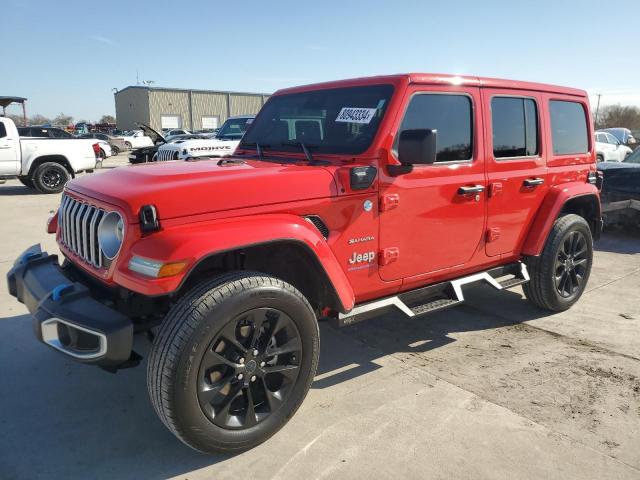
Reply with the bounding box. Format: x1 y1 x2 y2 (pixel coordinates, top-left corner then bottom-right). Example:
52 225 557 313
111 145 120 155
124 141 132 149
596 154 604 163
523 214 593 312
148 272 319 454
32 162 70 194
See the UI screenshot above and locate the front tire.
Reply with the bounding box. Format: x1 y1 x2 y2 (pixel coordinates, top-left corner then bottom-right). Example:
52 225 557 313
148 272 319 454
523 214 593 312
32 162 70 194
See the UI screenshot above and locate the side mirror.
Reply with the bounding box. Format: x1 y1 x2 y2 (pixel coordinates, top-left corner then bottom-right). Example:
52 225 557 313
398 129 437 165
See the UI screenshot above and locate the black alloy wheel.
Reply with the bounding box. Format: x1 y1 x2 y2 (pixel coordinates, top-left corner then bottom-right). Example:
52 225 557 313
197 307 302 429
554 230 589 298
33 162 70 194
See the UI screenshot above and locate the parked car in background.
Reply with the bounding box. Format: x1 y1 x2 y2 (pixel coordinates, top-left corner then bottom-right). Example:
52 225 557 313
18 126 74 139
96 140 112 160
127 123 167 164
117 129 154 149
163 128 191 137
0 117 99 193
598 147 640 225
79 132 128 155
602 128 637 146
156 115 254 161
595 131 632 162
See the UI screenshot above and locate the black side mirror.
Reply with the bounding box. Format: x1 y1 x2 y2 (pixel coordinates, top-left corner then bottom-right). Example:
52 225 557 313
398 129 437 165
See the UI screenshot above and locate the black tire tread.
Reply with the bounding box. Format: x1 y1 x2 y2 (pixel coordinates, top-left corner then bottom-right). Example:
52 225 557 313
523 214 592 311
147 271 318 453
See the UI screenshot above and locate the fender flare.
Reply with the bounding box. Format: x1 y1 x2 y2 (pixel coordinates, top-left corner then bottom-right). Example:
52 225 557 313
521 182 600 256
113 213 355 311
27 154 73 177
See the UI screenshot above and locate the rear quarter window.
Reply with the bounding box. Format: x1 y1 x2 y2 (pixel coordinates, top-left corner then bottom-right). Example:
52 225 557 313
0 123 6 138
549 100 588 155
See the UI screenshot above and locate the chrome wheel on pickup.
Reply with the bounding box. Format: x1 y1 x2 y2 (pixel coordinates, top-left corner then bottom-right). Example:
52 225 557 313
148 272 319 454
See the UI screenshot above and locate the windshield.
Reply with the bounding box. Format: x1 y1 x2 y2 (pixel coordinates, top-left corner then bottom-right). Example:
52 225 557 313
624 148 640 164
241 84 394 155
217 117 253 140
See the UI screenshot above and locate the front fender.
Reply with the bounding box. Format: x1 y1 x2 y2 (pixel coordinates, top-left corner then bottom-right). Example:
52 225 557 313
112 213 355 311
521 182 600 256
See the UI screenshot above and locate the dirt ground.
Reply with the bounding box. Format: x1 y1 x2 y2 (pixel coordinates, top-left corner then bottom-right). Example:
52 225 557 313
0 154 639 479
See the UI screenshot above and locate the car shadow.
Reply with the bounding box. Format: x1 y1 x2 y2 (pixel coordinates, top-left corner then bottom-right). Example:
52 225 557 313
0 185 44 196
0 285 552 478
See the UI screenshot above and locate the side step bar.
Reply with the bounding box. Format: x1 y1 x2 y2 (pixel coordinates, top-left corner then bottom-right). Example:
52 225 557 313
335 262 529 327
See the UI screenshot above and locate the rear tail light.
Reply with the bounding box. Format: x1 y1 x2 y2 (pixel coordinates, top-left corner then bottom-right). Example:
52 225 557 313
92 142 100 157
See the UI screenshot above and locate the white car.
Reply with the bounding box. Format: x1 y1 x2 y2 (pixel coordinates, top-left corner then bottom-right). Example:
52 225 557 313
0 117 99 193
117 130 154 149
155 116 254 161
595 131 632 162
163 128 191 138
97 140 112 160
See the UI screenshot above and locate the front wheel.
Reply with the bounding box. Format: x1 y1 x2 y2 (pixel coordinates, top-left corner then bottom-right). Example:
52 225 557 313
32 162 70 194
148 272 319 454
523 214 593 312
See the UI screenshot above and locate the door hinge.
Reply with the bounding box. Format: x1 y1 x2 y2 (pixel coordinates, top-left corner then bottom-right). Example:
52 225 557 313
380 193 400 211
489 182 503 197
486 227 500 242
379 247 399 265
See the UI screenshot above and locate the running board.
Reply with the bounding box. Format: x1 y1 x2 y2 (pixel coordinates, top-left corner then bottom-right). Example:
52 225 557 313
335 262 529 327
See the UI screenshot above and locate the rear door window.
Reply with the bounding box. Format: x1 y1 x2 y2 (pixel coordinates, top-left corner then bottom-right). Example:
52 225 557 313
491 97 538 158
0 123 7 138
549 101 588 155
397 93 473 162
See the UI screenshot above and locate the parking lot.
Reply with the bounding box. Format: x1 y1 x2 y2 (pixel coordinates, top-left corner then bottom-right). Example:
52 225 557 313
0 154 638 479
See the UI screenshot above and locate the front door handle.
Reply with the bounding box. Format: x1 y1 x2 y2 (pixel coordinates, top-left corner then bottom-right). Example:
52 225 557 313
457 185 485 195
523 178 545 187
0 145 12 149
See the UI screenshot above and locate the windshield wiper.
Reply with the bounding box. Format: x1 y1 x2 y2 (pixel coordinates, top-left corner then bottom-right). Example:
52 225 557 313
279 141 317 163
239 142 271 160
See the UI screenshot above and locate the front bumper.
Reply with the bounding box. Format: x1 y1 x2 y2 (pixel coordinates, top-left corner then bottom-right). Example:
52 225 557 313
6 245 133 367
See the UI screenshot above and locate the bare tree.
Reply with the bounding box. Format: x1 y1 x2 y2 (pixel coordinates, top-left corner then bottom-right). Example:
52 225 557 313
29 114 51 125
4 113 27 126
52 113 73 126
100 114 116 124
595 104 640 130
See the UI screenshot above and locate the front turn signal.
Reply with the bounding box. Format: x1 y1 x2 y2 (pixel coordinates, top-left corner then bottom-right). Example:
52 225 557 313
129 256 189 278
157 261 189 278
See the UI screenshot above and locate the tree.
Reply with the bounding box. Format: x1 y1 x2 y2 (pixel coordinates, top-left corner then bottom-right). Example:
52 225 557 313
99 114 116 124
29 114 51 125
4 113 27 126
52 112 73 126
595 104 640 130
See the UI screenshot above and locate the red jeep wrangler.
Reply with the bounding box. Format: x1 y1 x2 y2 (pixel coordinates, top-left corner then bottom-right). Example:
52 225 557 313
7 74 602 454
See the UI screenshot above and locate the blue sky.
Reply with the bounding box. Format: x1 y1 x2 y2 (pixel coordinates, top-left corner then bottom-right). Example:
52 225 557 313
2 0 639 121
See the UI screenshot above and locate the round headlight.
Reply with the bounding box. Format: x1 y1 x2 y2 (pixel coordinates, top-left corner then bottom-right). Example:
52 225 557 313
98 211 124 260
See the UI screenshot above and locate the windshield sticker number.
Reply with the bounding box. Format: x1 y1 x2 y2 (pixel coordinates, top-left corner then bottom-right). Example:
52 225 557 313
335 107 377 124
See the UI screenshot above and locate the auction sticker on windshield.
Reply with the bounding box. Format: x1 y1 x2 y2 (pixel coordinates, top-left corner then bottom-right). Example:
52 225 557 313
336 107 377 124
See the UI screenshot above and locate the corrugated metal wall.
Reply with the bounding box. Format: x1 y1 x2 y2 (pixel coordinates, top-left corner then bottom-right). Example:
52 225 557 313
114 88 149 131
115 87 269 132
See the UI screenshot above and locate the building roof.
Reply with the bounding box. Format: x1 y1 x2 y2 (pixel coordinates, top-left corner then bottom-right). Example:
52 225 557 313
0 96 27 108
115 86 270 97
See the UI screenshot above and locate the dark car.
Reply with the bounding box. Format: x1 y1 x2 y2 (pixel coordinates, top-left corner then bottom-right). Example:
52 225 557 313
127 123 166 164
79 132 128 155
598 149 640 225
18 126 73 138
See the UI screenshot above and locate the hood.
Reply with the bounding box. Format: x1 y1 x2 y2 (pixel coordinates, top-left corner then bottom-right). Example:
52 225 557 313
66 158 338 221
137 123 166 144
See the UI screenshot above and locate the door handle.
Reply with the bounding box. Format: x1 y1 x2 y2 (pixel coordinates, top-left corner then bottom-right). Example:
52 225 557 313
457 185 485 195
523 178 545 187
0 145 12 149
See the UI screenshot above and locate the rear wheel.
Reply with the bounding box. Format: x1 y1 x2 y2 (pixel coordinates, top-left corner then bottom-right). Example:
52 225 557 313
111 145 120 155
596 154 604 163
148 272 319 454
32 162 70 194
523 214 593 311
124 141 132 149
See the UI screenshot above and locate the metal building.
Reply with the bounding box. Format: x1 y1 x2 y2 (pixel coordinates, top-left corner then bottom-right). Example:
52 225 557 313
114 86 270 132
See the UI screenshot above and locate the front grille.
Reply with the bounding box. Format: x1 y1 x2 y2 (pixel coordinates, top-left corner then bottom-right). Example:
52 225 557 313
58 194 106 268
157 149 179 161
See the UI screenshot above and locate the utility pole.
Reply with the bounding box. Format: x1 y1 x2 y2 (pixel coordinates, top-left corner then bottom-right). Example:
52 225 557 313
594 93 602 128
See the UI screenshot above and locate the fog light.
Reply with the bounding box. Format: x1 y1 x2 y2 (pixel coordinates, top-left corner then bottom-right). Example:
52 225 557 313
129 256 188 278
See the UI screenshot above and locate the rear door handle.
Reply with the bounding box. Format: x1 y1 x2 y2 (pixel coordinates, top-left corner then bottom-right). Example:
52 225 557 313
457 185 485 195
523 178 545 187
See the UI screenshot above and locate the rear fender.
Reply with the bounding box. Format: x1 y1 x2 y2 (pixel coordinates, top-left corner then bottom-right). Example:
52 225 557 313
113 213 355 311
522 182 600 256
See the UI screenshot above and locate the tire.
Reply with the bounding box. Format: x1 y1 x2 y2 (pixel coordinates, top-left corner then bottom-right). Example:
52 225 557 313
99 149 106 160
111 145 120 155
596 154 604 163
148 272 320 454
124 141 132 149
18 177 35 189
523 214 593 312
32 162 70 194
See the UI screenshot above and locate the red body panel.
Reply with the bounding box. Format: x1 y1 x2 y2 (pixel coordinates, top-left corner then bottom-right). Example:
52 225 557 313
55 73 599 312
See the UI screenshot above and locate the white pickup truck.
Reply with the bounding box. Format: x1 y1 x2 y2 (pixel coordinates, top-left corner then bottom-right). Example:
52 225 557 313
0 117 100 194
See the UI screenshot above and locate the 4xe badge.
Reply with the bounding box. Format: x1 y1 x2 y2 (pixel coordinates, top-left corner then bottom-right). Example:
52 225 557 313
348 250 375 271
